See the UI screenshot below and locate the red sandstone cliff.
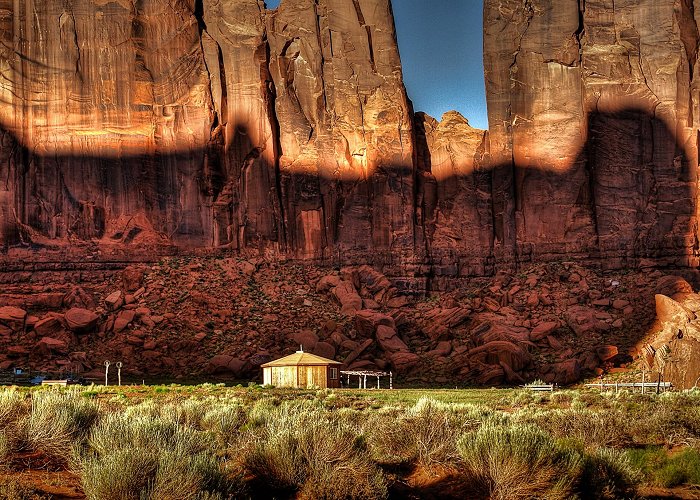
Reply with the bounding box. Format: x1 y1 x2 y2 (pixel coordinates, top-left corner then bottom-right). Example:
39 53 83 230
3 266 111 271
484 0 700 270
2 0 700 285
0 0 418 268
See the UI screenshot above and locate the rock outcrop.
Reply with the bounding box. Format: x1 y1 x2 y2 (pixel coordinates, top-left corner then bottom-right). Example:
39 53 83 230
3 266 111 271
642 276 700 389
0 0 416 268
4 0 699 287
483 0 700 270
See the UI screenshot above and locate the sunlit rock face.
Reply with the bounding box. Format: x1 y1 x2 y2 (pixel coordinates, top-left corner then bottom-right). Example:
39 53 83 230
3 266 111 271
0 0 415 265
484 0 700 269
414 112 493 282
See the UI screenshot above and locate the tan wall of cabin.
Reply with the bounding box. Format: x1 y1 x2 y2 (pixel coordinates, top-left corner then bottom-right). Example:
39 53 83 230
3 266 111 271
263 365 340 388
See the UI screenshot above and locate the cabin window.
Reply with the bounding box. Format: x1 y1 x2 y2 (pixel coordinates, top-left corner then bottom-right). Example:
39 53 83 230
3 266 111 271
330 368 338 380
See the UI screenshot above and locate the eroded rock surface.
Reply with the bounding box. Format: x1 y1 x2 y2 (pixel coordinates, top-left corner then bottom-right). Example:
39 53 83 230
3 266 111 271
484 0 700 270
0 0 416 270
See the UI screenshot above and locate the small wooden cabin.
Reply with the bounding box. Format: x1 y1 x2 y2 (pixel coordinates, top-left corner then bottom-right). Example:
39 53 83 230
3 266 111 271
261 350 342 389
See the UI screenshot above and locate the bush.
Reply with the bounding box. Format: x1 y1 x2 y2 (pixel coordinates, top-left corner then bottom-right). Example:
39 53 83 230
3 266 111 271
79 413 243 499
520 407 631 449
0 431 9 470
243 404 387 499
655 449 700 488
0 390 26 429
0 478 49 500
579 448 638 499
22 390 100 463
367 398 484 470
457 423 583 500
625 446 700 488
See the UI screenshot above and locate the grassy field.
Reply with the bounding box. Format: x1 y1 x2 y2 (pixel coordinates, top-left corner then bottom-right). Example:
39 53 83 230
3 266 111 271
1 384 700 499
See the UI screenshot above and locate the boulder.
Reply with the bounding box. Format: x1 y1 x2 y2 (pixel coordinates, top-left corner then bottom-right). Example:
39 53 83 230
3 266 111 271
376 325 409 353
64 308 99 333
468 341 531 372
655 294 694 323
313 342 336 360
121 266 145 292
316 275 342 293
104 291 124 311
63 287 95 309
34 316 63 337
292 330 319 351
596 345 619 362
36 337 67 354
551 359 581 385
0 306 27 331
529 321 559 341
332 281 363 315
343 339 374 367
206 355 244 375
114 310 136 333
354 311 395 337
388 351 420 372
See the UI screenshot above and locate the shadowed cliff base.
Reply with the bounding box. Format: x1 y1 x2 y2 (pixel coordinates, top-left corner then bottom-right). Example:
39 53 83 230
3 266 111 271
1 106 699 294
413 106 699 290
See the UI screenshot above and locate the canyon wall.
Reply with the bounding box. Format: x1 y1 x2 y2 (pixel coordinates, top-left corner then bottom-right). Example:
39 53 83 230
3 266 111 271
0 0 420 272
2 0 700 285
484 0 700 269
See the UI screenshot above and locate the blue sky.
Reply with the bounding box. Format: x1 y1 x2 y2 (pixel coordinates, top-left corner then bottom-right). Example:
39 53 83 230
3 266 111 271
264 0 488 129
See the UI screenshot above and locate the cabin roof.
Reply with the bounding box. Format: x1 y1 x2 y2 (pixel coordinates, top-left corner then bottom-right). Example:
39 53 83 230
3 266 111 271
261 350 342 368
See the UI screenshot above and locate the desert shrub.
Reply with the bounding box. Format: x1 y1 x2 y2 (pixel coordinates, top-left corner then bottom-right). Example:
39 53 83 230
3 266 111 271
160 398 213 429
629 394 700 447
79 413 242 500
200 402 247 442
625 446 700 488
21 390 100 463
0 477 49 500
654 449 700 488
579 448 639 499
0 390 26 429
457 422 583 500
550 390 575 406
243 404 386 499
519 407 631 449
0 431 9 470
367 398 488 469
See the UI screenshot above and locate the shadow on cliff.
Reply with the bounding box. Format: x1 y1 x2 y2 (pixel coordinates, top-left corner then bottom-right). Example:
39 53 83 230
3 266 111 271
415 106 698 274
0 106 697 279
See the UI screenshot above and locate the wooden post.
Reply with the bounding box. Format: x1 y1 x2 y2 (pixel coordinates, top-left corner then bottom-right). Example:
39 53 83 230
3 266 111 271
116 362 122 386
642 370 645 395
615 382 619 394
657 373 661 395
600 378 604 391
358 376 362 389
104 360 110 386
346 374 350 386
377 376 380 389
389 371 393 390
363 374 367 389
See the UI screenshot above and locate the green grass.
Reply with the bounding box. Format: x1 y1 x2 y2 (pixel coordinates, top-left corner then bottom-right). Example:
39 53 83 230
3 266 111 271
627 447 700 488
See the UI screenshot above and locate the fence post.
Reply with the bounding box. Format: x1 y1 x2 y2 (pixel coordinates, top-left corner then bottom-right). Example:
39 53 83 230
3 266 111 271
104 360 110 386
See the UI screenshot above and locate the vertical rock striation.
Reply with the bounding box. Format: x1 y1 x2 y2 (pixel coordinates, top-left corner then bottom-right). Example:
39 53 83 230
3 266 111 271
0 0 417 272
484 0 700 269
2 0 700 286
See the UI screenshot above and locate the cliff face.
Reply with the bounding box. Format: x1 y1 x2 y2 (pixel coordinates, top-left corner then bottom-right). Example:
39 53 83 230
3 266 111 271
3 0 700 285
484 0 700 270
0 0 417 268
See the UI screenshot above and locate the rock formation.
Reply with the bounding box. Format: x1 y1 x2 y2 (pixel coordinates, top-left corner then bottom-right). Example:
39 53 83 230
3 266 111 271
4 0 698 286
0 0 416 268
483 0 700 270
641 275 700 389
